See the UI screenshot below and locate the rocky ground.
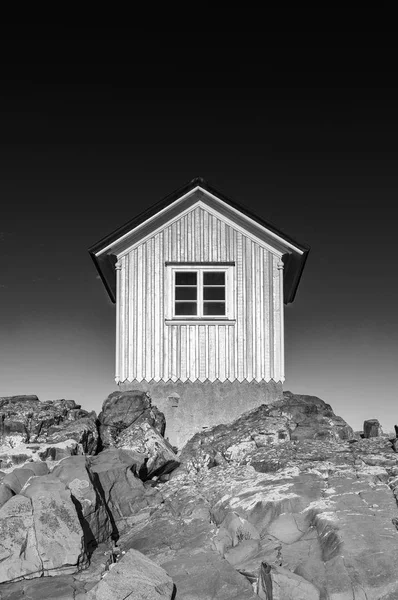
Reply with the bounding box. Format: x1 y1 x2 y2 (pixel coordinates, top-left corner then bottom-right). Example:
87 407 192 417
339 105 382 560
1 391 398 599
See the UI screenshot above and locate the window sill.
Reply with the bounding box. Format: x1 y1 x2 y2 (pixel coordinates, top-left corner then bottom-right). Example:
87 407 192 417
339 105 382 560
165 319 236 326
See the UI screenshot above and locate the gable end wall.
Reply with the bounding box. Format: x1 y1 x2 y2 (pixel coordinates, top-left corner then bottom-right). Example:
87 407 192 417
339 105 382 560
115 205 284 385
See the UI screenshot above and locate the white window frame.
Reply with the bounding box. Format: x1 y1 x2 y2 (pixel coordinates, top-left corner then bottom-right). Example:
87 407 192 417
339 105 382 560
165 264 235 324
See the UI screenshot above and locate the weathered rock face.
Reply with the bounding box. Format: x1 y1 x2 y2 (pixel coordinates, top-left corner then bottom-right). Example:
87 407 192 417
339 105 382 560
0 439 83 471
115 421 179 479
46 413 99 454
88 449 154 533
86 548 175 600
177 390 354 474
1 389 398 600
0 475 86 583
51 455 112 551
276 391 355 441
115 397 398 600
0 395 98 453
98 390 166 449
364 418 383 438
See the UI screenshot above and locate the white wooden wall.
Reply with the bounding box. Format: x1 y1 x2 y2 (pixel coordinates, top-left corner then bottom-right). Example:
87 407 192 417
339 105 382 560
115 206 284 383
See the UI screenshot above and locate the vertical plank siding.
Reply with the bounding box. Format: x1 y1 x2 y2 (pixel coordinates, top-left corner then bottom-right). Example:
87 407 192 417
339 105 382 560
116 206 284 383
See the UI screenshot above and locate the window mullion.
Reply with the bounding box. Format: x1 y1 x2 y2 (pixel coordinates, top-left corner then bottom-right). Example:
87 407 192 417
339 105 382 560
198 270 203 317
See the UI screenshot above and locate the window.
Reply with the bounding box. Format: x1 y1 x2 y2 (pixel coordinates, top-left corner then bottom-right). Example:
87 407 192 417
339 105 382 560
166 264 234 322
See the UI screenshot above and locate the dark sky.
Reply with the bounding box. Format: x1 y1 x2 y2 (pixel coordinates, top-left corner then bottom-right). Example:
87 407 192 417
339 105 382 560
1 34 397 432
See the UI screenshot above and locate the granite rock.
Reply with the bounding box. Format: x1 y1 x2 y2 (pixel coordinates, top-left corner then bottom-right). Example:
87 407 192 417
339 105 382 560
115 421 179 479
51 455 112 551
364 418 383 438
86 548 175 600
0 396 96 449
98 390 165 448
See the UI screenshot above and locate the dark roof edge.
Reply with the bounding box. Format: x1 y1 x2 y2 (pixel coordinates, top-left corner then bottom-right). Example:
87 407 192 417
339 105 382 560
285 246 310 304
88 177 310 256
88 178 203 255
89 252 116 304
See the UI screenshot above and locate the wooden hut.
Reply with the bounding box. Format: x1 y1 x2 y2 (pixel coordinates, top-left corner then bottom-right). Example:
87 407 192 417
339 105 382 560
90 178 309 446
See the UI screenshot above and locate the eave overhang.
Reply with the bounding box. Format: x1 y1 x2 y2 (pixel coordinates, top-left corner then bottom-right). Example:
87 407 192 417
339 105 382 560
89 177 310 305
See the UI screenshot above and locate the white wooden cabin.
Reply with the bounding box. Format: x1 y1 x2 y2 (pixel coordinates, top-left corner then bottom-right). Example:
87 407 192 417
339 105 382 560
90 178 309 447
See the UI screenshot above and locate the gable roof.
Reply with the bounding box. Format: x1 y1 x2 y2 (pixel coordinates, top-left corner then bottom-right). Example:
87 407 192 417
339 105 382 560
89 177 310 304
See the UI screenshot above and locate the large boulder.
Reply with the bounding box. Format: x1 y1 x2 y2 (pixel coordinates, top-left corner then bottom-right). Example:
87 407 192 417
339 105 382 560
1 467 36 494
0 495 43 583
51 455 112 551
98 391 165 448
115 421 179 479
0 395 98 451
88 449 147 531
86 548 175 600
0 483 13 508
177 391 354 474
21 475 87 577
363 418 383 438
275 391 354 441
46 413 99 454
0 473 86 583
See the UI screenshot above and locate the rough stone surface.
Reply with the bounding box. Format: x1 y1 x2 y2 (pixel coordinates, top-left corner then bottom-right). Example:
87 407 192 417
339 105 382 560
115 421 179 479
88 449 147 532
176 390 354 475
51 455 112 551
21 475 86 577
0 483 13 508
98 390 166 448
86 548 175 599
117 398 398 599
46 413 99 454
0 439 83 472
2 468 35 494
364 418 383 438
2 390 398 599
0 396 97 451
0 495 42 583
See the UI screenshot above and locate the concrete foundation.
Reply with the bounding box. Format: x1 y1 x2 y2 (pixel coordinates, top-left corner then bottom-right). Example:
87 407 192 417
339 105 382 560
119 379 283 449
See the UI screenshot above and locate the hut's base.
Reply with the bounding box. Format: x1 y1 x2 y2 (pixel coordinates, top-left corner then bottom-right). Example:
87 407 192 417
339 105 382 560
118 379 283 449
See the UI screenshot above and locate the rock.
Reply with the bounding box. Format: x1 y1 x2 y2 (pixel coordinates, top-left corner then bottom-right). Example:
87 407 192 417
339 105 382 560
46 413 99 454
0 440 82 471
20 474 86 577
98 390 165 448
115 421 179 479
257 562 320 599
0 395 95 448
86 548 175 600
364 418 383 438
22 461 50 477
117 410 398 600
0 495 42 583
37 439 83 461
0 483 14 508
213 511 260 557
1 467 35 494
177 392 353 475
0 574 83 600
88 449 147 532
278 391 354 441
51 455 112 551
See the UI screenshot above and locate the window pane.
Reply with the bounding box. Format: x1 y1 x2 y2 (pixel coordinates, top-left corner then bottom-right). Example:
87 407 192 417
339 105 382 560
175 302 197 315
175 272 197 285
204 302 225 316
203 287 225 300
203 272 225 285
175 287 197 300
